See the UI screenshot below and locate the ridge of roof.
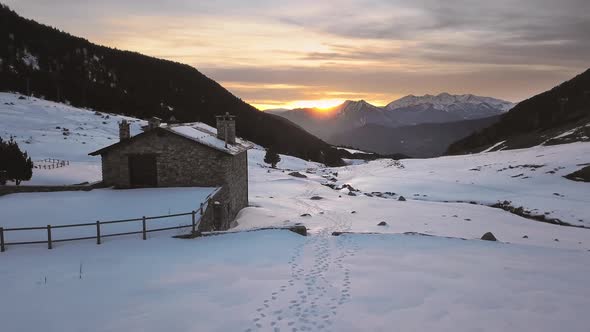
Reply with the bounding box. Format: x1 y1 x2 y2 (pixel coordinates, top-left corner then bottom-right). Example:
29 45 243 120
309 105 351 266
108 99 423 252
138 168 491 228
89 121 253 156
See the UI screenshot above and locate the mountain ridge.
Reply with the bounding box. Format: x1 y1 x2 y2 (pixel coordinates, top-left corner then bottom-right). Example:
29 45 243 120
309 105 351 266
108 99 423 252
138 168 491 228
270 94 513 154
385 93 514 112
447 69 590 154
0 4 344 166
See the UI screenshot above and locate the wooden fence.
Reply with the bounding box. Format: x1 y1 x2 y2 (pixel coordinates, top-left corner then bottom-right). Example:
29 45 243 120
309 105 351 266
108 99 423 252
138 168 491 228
34 158 70 170
0 189 220 252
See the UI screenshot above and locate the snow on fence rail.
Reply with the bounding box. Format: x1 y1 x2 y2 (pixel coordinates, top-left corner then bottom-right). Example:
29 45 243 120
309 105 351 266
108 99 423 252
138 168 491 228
0 189 220 252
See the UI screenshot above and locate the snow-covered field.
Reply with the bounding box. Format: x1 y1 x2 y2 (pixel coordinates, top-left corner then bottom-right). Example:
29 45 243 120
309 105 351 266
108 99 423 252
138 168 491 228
0 187 216 243
2 230 589 332
333 143 590 227
2 93 590 331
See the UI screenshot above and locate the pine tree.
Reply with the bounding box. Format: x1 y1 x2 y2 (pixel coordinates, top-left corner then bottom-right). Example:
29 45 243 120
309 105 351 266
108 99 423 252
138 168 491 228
0 137 33 185
264 147 281 168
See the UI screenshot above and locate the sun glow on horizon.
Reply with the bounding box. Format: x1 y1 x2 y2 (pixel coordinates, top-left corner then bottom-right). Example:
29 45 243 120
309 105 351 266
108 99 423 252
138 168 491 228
285 99 345 110
254 100 345 111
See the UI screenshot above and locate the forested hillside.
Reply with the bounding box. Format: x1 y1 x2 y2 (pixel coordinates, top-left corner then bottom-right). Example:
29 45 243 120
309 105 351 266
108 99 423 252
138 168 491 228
0 5 343 165
448 69 590 154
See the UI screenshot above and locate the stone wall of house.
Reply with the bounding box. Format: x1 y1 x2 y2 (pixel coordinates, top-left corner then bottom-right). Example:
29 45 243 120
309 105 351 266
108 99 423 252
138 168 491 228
100 129 249 230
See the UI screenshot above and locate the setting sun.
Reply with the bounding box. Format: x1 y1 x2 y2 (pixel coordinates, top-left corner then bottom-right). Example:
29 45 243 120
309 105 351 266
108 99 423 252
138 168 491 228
288 99 344 110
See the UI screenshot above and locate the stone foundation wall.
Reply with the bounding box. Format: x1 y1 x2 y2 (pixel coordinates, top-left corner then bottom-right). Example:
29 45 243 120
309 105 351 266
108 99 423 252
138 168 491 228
0 183 100 197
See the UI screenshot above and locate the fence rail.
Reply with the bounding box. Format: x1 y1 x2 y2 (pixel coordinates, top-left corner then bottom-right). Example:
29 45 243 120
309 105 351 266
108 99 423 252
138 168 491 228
0 189 220 253
34 158 70 170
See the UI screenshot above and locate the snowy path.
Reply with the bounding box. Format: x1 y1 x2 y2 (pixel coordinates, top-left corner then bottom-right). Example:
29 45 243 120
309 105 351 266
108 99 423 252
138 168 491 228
244 183 360 331
2 230 590 332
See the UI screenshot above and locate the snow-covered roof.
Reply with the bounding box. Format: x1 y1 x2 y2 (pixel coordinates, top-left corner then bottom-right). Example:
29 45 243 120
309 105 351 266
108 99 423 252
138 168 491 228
89 121 252 156
163 122 252 155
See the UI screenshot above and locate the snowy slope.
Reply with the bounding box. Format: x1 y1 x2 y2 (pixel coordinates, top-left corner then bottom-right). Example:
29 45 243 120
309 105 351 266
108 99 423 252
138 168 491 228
2 94 590 332
238 146 590 250
0 92 146 184
332 142 590 227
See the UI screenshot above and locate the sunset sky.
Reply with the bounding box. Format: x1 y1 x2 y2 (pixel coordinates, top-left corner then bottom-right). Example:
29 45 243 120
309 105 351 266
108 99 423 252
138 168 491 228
6 0 590 110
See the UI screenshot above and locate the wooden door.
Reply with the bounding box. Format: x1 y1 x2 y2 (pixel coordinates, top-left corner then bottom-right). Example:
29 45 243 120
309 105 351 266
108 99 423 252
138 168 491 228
128 154 157 187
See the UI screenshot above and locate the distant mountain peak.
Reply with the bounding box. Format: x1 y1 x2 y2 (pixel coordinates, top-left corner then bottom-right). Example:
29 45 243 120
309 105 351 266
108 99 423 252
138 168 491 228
386 93 514 112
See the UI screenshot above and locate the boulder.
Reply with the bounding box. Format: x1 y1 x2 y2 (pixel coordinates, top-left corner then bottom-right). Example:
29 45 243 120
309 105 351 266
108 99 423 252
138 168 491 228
300 213 311 217
398 196 406 201
523 235 529 239
343 184 358 192
310 196 323 200
289 225 307 236
289 172 307 178
481 232 497 241
377 221 388 226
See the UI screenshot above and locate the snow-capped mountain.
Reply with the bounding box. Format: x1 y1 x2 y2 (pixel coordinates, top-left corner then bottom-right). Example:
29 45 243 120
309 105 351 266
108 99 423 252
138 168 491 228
383 93 514 127
272 93 514 134
332 100 390 127
271 94 514 155
386 93 514 112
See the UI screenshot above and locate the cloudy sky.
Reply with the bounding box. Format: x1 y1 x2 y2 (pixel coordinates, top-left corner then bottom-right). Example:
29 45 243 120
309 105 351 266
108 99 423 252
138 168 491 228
6 0 590 109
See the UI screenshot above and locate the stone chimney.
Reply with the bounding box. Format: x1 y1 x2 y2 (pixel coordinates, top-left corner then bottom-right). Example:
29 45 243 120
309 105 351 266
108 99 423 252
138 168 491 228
148 117 162 130
216 112 236 145
119 119 130 141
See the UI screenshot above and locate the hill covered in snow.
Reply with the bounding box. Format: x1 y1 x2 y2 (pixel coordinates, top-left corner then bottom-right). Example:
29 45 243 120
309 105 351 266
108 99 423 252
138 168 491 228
1 94 590 332
0 92 146 184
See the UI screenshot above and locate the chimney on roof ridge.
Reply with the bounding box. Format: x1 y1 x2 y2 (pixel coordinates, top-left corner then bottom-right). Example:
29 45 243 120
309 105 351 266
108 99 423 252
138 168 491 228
148 117 161 130
119 119 130 141
216 112 236 146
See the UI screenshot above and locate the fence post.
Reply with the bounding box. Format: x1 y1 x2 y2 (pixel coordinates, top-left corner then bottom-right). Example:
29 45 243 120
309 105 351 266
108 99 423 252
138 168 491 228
200 202 204 215
96 221 101 245
192 211 196 233
47 225 52 250
142 216 147 240
0 227 5 252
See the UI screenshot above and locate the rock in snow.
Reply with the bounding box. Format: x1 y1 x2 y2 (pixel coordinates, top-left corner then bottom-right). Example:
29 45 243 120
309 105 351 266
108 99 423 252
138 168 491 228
288 171 307 178
481 232 498 241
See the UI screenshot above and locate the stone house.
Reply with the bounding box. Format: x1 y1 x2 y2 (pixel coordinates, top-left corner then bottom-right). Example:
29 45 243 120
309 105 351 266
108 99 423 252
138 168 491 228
89 113 252 230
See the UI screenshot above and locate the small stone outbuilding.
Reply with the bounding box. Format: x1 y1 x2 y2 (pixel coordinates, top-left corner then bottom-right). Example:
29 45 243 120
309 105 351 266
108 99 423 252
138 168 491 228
89 113 252 230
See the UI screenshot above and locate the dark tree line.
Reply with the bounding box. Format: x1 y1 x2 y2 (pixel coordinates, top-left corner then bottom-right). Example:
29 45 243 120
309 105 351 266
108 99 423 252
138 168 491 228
0 137 33 185
0 5 345 166
448 68 590 154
